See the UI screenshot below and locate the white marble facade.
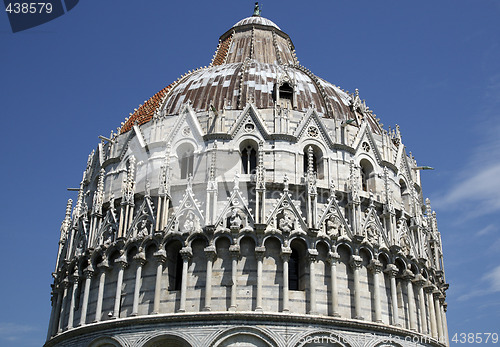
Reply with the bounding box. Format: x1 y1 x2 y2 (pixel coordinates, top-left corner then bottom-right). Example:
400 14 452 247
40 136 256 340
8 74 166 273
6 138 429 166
45 8 449 347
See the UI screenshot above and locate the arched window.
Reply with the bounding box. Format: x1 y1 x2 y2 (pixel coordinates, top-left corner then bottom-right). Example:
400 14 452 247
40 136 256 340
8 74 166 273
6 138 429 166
174 251 183 291
278 82 294 109
400 179 410 212
359 159 374 192
177 143 194 179
166 241 183 291
240 140 258 174
289 240 306 291
303 146 324 179
289 248 300 291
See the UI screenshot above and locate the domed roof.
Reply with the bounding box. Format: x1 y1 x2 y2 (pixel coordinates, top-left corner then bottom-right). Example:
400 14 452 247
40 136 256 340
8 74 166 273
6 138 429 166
232 16 281 30
120 12 382 135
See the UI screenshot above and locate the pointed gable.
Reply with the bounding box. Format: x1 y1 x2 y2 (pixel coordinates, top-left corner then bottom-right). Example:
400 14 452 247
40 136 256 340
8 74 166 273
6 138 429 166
294 108 335 148
229 103 271 139
351 122 383 164
214 186 254 231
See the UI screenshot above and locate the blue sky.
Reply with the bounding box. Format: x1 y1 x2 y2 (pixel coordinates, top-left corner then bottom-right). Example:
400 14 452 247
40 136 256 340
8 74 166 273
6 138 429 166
1 1 499 346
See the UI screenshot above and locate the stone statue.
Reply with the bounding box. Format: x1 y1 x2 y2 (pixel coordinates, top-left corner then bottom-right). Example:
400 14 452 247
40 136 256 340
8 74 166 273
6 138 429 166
326 214 341 237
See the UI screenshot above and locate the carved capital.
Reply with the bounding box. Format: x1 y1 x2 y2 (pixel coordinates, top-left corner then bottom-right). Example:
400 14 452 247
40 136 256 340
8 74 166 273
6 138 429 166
350 255 362 269
204 245 217 261
280 247 292 261
368 259 383 274
255 246 266 260
384 264 399 278
115 255 128 269
307 249 319 263
412 274 426 287
133 251 147 266
180 246 193 260
153 249 167 264
432 290 442 300
229 244 240 258
327 252 340 265
83 265 95 279
97 258 110 271
402 269 415 281
423 282 436 294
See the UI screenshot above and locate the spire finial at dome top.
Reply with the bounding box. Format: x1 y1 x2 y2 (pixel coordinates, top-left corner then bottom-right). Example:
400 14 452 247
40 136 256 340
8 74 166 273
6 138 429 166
253 2 261 17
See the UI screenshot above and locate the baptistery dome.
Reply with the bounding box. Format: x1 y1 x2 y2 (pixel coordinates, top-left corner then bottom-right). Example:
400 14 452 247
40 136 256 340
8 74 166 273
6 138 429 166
46 5 449 347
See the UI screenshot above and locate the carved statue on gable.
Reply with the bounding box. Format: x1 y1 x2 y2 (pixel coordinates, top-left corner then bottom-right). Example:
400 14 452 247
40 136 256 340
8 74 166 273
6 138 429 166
400 235 411 255
278 210 295 233
137 218 151 238
366 224 378 245
102 225 114 245
229 208 244 229
182 211 201 234
325 214 342 238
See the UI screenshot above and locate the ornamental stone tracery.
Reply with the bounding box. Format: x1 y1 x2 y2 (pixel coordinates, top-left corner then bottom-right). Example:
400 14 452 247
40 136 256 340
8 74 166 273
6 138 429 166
45 5 449 347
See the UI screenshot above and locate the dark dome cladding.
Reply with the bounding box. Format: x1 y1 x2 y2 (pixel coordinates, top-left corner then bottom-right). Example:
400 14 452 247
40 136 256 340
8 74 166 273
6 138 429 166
120 14 382 135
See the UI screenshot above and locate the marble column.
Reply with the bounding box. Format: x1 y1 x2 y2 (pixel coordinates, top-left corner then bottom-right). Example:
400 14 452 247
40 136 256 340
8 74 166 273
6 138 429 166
368 259 383 323
413 275 428 334
229 245 240 311
425 284 438 339
204 245 217 311
131 251 146 316
385 264 400 327
443 301 450 346
308 249 319 315
79 266 94 326
328 252 341 317
67 271 79 329
434 290 444 343
255 246 266 312
58 279 69 333
281 247 292 312
48 288 61 338
403 270 417 331
350 255 363 320
178 247 192 313
94 259 110 322
152 249 166 314
112 255 128 319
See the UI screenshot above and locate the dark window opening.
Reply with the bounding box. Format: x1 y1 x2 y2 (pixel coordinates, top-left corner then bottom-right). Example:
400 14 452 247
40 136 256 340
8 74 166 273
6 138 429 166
289 248 300 291
174 251 183 291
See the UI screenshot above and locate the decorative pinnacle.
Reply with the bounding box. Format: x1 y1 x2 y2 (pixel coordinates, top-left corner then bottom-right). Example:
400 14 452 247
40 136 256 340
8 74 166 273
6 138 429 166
253 2 261 16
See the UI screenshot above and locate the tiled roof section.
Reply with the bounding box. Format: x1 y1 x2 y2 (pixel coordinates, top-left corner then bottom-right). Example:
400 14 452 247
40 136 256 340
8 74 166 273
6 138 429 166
211 35 233 66
120 82 175 134
233 16 281 30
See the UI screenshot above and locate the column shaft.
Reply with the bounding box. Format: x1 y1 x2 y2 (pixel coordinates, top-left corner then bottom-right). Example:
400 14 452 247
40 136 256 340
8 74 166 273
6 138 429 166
351 255 362 320
113 258 127 319
58 284 69 333
178 247 192 313
369 260 383 323
435 293 444 342
79 271 93 326
67 279 78 329
229 246 239 311
153 250 166 314
204 246 216 311
94 270 106 322
385 265 399 326
426 288 438 339
255 247 265 311
329 253 340 317
406 277 417 331
132 259 145 316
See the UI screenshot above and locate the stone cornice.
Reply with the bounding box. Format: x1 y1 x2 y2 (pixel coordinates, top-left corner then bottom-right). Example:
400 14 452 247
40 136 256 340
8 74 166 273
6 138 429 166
44 312 447 347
